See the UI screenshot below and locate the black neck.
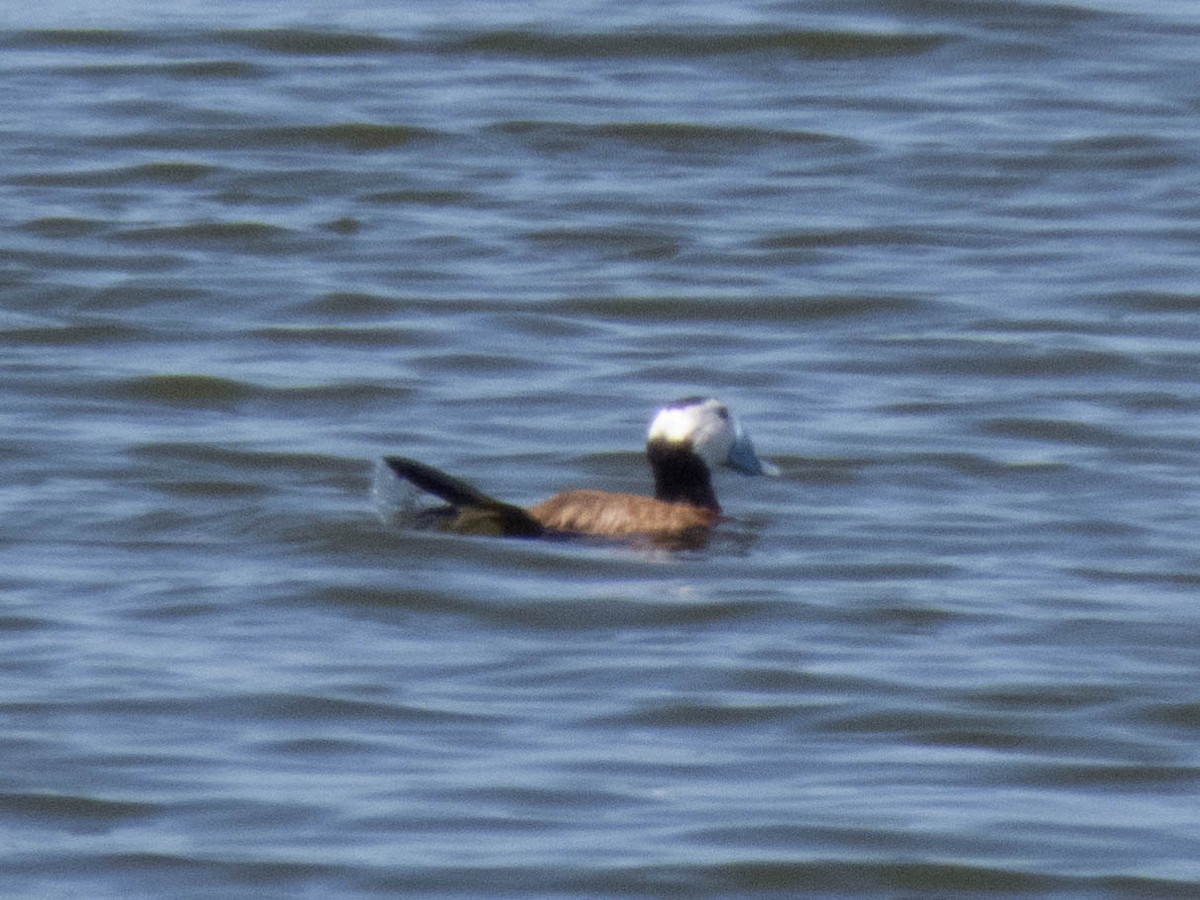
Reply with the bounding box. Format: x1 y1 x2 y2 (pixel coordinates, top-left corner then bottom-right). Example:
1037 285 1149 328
647 439 720 512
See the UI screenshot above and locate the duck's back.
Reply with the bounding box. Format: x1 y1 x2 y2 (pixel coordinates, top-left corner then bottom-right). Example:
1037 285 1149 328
529 490 717 537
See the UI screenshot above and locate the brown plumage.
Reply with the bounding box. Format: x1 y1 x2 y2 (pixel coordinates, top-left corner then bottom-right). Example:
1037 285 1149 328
528 489 718 536
383 397 776 542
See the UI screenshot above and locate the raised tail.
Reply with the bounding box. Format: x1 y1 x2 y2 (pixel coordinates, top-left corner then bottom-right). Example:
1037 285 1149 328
383 457 545 538
384 457 500 508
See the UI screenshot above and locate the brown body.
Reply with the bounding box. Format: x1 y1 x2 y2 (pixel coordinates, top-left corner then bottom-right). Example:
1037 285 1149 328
529 489 718 536
383 457 720 542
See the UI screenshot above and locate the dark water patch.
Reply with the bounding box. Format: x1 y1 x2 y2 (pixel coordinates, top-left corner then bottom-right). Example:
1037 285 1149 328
2 29 158 50
0 792 160 829
217 28 405 56
525 226 681 261
111 220 302 253
970 317 1147 338
78 282 209 315
779 455 867 486
48 691 495 727
547 293 922 325
410 351 559 378
1097 878 1200 900
113 373 252 409
250 739 396 768
490 118 858 158
914 727 1038 753
1094 290 1200 315
958 682 1131 714
452 27 949 61
757 561 959 583
358 858 1076 896
1046 134 1187 172
680 859 1061 895
2 320 148 346
229 691 471 724
827 704 1028 744
240 122 442 153
1053 516 1145 539
584 121 853 155
15 161 219 188
1136 701 1200 732
296 291 407 319
991 138 1189 180
754 225 978 251
413 780 648 818
253 736 388 757
253 382 411 415
862 340 1134 379
1069 567 1200 589
126 594 242 620
898 451 1070 480
115 374 409 417
254 323 433 349
17 217 109 238
68 59 269 80
978 417 1133 448
2 247 185 276
729 665 873 696
361 187 477 206
685 822 934 857
893 0 1104 27
2 852 348 895
602 699 806 729
209 169 376 206
847 601 958 634
0 615 47 633
320 216 361 234
1013 761 1199 792
93 122 440 153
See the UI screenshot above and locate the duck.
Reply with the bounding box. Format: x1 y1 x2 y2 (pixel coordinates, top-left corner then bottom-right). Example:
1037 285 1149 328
383 396 777 541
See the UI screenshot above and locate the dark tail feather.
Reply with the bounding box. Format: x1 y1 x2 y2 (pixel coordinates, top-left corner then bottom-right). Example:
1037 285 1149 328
382 456 545 538
384 456 499 508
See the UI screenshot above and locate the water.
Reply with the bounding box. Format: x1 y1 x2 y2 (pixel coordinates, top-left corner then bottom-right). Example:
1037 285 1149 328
3 1 1200 896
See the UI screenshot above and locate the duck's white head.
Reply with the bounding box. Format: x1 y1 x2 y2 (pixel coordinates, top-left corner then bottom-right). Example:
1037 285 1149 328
647 397 779 476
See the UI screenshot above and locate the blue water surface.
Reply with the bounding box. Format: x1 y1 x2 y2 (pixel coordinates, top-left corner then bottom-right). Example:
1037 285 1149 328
2 1 1200 897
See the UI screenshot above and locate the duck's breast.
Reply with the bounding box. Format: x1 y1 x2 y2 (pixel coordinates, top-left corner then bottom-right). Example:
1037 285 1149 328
528 490 717 536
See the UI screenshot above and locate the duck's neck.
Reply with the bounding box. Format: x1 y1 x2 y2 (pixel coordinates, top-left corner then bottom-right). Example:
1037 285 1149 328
647 440 720 512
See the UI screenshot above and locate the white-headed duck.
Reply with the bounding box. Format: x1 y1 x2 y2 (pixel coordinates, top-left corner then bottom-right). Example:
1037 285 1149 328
384 396 777 542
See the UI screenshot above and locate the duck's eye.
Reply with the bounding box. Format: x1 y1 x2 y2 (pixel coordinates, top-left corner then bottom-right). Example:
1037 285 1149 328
715 406 730 420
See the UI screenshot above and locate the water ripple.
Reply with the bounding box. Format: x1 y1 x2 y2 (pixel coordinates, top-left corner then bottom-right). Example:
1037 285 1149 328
454 28 951 60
